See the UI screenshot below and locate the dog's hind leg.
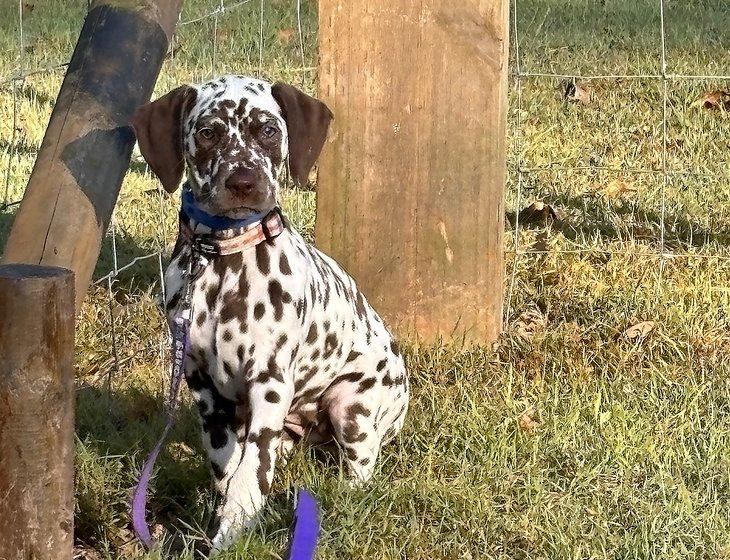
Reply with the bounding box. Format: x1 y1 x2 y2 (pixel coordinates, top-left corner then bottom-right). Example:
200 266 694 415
322 374 384 484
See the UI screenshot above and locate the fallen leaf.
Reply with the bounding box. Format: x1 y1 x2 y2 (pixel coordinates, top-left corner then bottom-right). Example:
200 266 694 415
624 321 655 341
691 90 730 111
561 79 592 104
512 305 546 342
169 441 196 459
152 524 165 540
22 3 34 14
277 27 295 43
112 527 137 549
74 546 102 560
518 406 540 432
518 201 563 226
595 178 638 198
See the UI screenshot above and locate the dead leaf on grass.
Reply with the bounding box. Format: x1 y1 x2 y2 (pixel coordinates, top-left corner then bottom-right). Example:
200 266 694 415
278 27 296 43
518 406 540 432
691 90 730 111
513 306 546 342
152 524 165 540
169 441 196 459
22 3 34 14
596 178 638 198
623 321 655 341
561 79 592 104
74 546 102 560
113 527 140 555
518 201 563 226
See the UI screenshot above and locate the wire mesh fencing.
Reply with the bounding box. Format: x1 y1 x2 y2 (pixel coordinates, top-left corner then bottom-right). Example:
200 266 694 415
0 0 318 392
0 0 728 386
505 0 730 334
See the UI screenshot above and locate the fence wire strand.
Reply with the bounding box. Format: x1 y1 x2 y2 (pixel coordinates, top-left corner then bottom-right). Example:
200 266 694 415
504 0 524 325
657 0 669 293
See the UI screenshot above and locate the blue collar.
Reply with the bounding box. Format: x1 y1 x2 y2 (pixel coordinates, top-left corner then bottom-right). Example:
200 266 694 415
181 186 268 231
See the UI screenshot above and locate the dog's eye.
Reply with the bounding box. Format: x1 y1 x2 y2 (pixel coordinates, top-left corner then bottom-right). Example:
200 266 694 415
261 125 278 139
197 128 215 141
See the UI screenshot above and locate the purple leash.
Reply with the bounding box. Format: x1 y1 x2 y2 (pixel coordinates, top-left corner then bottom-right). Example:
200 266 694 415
132 313 191 549
287 489 320 560
132 322 321 557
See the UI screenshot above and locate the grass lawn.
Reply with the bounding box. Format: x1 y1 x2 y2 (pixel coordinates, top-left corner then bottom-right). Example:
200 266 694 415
2 0 730 558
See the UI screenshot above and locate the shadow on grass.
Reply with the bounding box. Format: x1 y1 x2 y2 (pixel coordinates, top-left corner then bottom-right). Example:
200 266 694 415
507 191 730 250
75 382 214 554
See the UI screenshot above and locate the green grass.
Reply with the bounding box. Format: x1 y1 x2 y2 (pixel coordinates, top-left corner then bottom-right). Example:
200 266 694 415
2 1 730 558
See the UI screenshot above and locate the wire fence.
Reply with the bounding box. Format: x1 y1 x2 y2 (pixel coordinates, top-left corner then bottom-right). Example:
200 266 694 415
1 0 728 379
505 0 730 322
0 0 316 391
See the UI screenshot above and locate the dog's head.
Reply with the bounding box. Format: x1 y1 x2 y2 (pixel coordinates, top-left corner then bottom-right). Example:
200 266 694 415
132 76 333 218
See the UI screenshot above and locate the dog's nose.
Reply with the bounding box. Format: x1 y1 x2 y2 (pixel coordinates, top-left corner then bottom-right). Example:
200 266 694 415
225 167 257 194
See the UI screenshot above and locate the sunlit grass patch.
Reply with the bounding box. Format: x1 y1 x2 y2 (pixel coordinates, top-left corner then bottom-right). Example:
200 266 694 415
1 0 729 558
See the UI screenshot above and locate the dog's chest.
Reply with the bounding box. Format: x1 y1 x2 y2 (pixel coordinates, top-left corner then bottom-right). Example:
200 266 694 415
166 230 367 401
165 235 304 396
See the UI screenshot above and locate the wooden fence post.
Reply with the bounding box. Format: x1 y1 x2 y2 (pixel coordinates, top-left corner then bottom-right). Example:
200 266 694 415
317 0 510 344
0 265 75 560
2 0 183 310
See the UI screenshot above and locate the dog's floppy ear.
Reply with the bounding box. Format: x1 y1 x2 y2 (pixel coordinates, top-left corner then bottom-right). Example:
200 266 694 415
272 83 333 186
131 85 197 193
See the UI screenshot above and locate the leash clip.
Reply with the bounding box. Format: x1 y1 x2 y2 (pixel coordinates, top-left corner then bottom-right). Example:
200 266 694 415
192 237 221 258
180 251 205 319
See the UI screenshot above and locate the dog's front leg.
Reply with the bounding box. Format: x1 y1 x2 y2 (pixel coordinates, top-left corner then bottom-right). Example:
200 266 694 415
186 365 245 495
211 376 293 552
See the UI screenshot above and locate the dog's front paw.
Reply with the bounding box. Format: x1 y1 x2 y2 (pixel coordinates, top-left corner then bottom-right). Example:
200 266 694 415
210 506 255 555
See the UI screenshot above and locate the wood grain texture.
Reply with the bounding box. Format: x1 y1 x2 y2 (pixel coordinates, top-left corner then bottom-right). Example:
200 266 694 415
0 265 75 560
2 1 182 310
317 0 509 343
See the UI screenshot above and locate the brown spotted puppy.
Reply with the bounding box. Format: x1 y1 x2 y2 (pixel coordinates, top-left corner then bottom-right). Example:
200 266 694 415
132 76 409 551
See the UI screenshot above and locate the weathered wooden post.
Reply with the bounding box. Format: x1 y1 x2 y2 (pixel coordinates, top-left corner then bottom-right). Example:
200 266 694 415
0 265 75 560
0 2 182 557
2 0 183 310
317 1 509 344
